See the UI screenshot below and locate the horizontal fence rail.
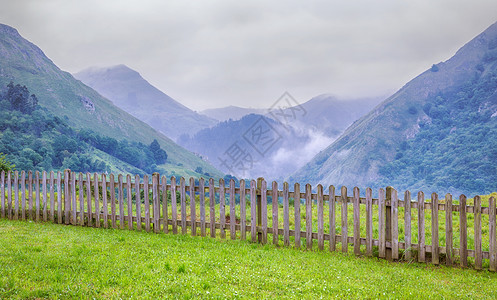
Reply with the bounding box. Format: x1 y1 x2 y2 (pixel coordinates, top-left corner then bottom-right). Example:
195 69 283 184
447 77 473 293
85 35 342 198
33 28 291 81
1 170 496 271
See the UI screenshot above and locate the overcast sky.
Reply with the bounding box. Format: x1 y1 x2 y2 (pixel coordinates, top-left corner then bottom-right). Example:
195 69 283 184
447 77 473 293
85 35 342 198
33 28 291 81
1 0 496 110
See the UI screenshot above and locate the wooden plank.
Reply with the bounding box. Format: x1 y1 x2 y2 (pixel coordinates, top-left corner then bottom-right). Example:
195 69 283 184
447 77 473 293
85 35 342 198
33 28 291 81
229 179 235 239
445 193 453 266
219 178 226 239
171 176 178 234
79 173 84 226
366 187 373 256
180 177 187 235
378 188 386 258
21 171 26 221
239 179 246 241
208 178 214 237
306 183 312 250
94 173 101 228
63 170 69 224
250 180 257 242
118 174 125 229
86 173 92 226
341 186 348 253
404 190 412 261
102 174 108 228
35 171 40 222
71 172 76 224
385 187 393 261
127 174 133 230
153 174 160 233
392 188 399 260
272 181 279 245
42 171 47 221
135 175 142 231
7 171 12 220
109 174 116 229
162 176 168 234
0 171 4 218
14 171 19 220
294 183 301 248
431 193 439 265
199 178 206 237
474 195 482 270
28 171 33 221
49 171 55 223
261 179 268 245
489 196 496 272
57 172 63 224
459 194 468 268
353 187 361 255
190 177 197 236
417 191 425 262
283 182 290 246
144 175 150 232
317 184 324 251
329 185 336 252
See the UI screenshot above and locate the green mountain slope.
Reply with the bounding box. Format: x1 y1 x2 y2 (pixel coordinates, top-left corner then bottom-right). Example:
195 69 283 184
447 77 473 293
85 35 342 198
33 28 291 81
73 65 217 141
290 21 497 196
0 23 222 178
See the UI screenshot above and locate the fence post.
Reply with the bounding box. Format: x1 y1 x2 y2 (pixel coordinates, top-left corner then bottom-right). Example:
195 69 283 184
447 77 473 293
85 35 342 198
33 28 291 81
385 186 393 261
257 177 263 243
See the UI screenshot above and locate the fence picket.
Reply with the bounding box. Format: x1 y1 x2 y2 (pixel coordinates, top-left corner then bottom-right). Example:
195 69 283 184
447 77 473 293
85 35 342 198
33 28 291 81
57 172 62 224
392 188 399 260
95 173 101 228
431 193 439 265
110 174 116 229
239 179 246 241
353 187 360 255
317 184 324 251
78 173 84 226
261 179 268 245
127 174 133 230
180 177 187 235
86 172 92 227
445 194 453 265
191 177 197 236
489 197 496 272
162 176 168 234
35 171 40 222
283 182 290 246
209 178 214 238
378 188 386 258
365 188 373 256
49 171 55 223
7 171 12 220
144 175 150 232
250 180 257 242
71 172 76 224
474 195 482 270
341 186 348 253
272 181 279 246
118 174 125 230
404 191 412 261
171 176 178 234
459 195 468 267
199 178 206 237
153 174 160 234
294 183 301 248
0 171 4 218
14 171 18 220
102 174 108 228
219 179 225 239
417 191 425 262
329 185 336 252
306 183 312 250
63 170 69 224
42 171 47 222
229 179 235 239
21 171 26 220
28 171 33 221
135 175 142 231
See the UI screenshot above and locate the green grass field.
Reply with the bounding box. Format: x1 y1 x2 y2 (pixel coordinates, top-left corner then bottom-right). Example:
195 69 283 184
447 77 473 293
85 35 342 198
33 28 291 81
1 219 496 299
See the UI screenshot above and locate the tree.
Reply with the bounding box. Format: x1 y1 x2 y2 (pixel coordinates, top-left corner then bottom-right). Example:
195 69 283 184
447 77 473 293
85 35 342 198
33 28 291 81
0 153 15 172
149 139 167 164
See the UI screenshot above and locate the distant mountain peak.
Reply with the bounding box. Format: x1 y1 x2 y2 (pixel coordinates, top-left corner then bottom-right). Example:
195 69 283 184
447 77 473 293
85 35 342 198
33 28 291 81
0 23 20 36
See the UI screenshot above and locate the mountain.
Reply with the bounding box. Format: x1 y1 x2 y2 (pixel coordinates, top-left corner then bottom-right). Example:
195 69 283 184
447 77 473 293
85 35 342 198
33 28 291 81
73 65 217 141
179 96 380 180
200 106 265 122
0 23 222 178
291 21 497 196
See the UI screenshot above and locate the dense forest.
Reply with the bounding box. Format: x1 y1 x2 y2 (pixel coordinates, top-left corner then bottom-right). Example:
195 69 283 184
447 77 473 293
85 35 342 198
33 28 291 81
0 82 167 174
378 69 497 195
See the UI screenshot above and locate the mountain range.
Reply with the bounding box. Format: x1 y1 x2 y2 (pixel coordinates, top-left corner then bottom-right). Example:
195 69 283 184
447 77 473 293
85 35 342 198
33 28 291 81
291 21 497 196
0 23 222 178
74 65 217 141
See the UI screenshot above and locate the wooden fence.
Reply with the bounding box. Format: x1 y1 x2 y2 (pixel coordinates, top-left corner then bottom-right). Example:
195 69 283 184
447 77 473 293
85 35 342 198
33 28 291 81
1 169 496 271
